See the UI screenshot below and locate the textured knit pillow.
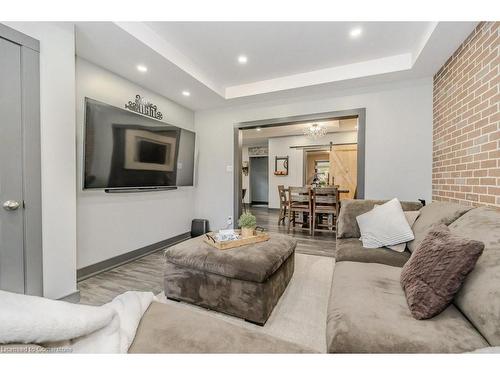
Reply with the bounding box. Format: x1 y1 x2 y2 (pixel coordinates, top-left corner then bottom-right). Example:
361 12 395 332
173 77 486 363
401 224 484 320
374 205 420 252
356 198 414 248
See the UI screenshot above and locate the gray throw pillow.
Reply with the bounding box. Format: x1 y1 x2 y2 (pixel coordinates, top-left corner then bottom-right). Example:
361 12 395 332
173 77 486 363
401 224 484 320
407 202 472 253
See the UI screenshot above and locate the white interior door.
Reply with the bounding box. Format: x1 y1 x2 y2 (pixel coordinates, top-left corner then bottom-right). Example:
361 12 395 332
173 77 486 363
0 36 25 293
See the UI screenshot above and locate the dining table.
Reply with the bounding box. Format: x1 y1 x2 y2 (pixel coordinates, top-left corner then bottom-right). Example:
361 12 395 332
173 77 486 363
283 185 350 232
282 185 350 195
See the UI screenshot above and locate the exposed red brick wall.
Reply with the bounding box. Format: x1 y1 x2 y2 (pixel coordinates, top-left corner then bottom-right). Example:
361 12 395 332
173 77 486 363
433 22 499 207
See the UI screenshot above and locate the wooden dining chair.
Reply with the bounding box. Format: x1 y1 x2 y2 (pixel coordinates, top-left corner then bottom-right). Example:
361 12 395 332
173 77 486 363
312 187 339 235
287 187 313 235
277 185 289 225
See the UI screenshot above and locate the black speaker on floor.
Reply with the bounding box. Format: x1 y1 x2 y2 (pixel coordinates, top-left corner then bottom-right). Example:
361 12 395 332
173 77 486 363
191 219 209 237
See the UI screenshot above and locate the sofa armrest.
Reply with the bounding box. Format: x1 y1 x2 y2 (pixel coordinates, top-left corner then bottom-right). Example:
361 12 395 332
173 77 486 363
336 199 423 239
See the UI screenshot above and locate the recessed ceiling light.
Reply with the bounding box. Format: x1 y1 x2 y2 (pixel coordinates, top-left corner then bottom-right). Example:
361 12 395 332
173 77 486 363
237 55 248 64
182 91 191 97
349 27 362 39
137 64 148 73
256 127 261 131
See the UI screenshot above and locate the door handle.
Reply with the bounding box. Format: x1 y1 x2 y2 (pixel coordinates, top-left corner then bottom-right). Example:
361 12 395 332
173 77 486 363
2 200 20 211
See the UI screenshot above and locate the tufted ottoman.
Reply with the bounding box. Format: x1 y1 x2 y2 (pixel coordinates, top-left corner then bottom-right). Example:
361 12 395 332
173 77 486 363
164 233 296 325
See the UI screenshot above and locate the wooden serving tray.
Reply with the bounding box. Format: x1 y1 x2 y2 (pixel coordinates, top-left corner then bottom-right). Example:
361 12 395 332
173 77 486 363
203 230 270 250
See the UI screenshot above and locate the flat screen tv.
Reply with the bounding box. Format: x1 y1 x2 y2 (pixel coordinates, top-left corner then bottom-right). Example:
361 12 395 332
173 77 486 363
83 97 196 190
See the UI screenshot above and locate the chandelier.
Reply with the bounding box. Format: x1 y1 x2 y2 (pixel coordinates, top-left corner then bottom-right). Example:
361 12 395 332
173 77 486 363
303 123 327 139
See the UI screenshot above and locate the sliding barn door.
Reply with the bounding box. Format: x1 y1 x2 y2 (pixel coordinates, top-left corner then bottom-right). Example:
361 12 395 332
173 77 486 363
329 144 357 199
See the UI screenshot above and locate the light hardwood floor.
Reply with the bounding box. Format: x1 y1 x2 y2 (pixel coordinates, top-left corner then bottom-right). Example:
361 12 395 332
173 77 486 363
78 206 335 305
78 250 166 305
251 207 336 258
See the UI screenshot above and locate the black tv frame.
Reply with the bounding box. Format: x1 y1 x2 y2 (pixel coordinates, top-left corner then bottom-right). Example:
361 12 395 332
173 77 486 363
83 97 195 192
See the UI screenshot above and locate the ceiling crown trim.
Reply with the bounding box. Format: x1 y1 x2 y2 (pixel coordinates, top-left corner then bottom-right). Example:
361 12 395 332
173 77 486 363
224 53 412 99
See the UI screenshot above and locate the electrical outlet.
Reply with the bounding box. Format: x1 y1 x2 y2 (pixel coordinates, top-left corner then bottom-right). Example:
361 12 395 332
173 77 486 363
227 216 233 227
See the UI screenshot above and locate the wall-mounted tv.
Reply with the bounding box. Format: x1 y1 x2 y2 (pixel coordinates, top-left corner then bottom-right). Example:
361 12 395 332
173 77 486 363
83 97 196 190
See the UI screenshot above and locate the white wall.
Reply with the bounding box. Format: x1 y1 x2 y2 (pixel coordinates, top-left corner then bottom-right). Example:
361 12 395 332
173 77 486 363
76 58 196 269
241 146 250 204
194 78 433 229
267 132 357 208
4 22 77 299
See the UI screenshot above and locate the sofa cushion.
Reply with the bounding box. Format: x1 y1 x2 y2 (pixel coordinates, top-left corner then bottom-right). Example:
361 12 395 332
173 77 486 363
337 200 423 239
335 238 410 267
129 302 315 353
407 202 472 253
401 224 484 320
164 233 296 283
448 207 500 346
326 262 488 353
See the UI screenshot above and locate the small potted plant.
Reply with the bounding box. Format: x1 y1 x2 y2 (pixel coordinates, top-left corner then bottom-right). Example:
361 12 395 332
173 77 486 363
238 212 257 238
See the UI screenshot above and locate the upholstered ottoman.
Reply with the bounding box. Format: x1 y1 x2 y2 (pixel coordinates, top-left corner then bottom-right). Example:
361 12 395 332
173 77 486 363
164 233 296 325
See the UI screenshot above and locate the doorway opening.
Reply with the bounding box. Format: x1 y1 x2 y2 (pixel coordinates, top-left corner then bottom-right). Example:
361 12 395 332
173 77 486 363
249 156 269 206
304 142 358 200
234 109 365 224
305 151 330 185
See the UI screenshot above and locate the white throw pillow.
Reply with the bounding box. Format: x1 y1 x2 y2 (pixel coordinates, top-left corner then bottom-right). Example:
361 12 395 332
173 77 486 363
373 205 420 252
356 198 415 249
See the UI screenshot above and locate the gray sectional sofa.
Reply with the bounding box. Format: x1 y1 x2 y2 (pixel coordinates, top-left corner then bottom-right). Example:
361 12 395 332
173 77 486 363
130 301 313 353
327 199 500 353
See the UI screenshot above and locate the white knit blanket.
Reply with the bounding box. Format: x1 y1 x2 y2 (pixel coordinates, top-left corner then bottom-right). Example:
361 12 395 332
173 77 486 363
0 290 156 353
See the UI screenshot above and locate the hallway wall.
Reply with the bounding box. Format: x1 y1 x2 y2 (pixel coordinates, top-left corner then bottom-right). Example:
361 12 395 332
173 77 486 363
76 58 196 269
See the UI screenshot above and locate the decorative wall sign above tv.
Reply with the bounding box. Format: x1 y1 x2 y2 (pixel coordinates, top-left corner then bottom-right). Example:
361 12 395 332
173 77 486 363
125 94 163 120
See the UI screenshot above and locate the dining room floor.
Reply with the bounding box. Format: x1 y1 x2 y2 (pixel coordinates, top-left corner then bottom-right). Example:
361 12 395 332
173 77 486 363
250 206 336 258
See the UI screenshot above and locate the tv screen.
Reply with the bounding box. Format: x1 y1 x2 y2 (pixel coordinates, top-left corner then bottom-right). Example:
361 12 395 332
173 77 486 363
83 97 196 189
